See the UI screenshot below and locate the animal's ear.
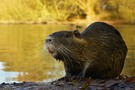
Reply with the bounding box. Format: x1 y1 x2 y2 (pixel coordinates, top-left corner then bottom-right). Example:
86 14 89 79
73 30 81 38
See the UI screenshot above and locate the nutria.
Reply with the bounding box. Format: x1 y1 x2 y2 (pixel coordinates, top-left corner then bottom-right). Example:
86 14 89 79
45 22 127 79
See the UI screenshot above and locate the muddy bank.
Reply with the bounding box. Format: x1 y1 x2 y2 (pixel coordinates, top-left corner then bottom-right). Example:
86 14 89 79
0 77 135 90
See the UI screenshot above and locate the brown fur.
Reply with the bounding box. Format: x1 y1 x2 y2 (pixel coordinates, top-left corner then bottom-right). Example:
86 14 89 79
45 22 127 79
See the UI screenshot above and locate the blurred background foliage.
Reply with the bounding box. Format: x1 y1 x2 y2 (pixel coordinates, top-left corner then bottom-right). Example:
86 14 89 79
0 0 135 23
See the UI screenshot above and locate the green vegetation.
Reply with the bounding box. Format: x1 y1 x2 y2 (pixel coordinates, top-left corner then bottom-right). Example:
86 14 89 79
0 0 135 23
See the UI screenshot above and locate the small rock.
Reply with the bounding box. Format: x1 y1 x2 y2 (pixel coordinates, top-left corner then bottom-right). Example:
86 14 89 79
1 82 6 85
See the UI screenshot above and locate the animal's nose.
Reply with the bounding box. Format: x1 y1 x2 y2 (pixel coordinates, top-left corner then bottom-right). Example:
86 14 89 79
46 36 53 43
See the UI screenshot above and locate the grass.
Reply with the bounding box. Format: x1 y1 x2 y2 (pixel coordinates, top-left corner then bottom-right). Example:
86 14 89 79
0 0 135 24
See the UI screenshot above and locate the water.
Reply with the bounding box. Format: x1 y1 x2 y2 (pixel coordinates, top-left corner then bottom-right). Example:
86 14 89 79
0 24 134 83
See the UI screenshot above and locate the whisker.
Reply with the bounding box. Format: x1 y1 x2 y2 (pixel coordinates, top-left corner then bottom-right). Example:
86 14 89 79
60 45 83 66
54 39 85 73
57 46 74 70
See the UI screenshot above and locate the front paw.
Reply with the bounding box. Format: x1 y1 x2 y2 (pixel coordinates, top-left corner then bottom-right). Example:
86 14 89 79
75 72 87 80
57 74 72 81
69 74 87 81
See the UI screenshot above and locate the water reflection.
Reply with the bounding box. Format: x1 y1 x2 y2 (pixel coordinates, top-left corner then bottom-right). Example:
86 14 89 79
116 25 135 76
0 24 70 83
0 24 134 83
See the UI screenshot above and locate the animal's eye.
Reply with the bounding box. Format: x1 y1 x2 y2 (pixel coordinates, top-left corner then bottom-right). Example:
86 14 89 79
64 33 70 38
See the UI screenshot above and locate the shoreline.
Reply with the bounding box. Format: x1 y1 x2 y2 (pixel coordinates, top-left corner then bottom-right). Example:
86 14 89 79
0 19 135 25
0 77 135 90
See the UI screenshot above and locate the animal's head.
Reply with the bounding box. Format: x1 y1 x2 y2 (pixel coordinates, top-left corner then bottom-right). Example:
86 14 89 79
45 30 85 61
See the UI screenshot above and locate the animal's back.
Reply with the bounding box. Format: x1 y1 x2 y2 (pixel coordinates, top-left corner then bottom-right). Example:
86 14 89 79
81 22 127 78
82 22 121 37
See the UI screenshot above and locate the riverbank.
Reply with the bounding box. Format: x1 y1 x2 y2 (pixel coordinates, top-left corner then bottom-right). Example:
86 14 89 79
0 19 133 26
1 0 135 25
0 77 135 90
